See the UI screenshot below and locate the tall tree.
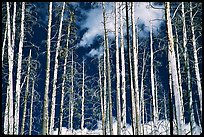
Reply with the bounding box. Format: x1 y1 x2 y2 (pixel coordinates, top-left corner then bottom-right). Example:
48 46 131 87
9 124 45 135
131 2 139 135
81 59 85 133
58 10 72 135
115 2 121 135
102 2 113 135
42 2 52 135
21 50 32 135
4 2 14 135
189 2 202 123
120 2 127 135
165 2 184 135
29 79 35 135
15 2 25 134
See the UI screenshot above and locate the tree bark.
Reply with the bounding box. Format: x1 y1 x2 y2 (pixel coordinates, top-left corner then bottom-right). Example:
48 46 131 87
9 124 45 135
165 2 184 135
29 79 35 135
15 2 25 134
21 50 32 135
115 2 121 135
42 2 52 135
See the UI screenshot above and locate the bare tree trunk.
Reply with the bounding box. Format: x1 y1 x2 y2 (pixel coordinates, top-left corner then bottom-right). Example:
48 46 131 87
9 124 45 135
98 58 104 134
190 2 202 123
4 2 14 134
70 49 74 133
102 2 113 135
42 2 52 135
81 59 85 134
131 2 139 135
21 50 32 135
165 2 184 135
126 2 132 135
29 79 35 135
149 18 158 135
14 2 25 134
58 10 72 135
103 34 107 135
115 2 121 135
2 21 7 63
140 49 146 135
120 2 127 135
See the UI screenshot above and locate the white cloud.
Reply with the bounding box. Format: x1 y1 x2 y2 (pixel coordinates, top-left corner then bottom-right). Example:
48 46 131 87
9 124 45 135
86 46 104 58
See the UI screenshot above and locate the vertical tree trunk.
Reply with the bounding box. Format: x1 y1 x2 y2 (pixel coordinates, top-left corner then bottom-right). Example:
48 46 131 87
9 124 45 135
42 2 52 135
126 2 133 135
4 2 14 134
98 58 104 134
70 49 74 133
165 2 184 135
21 50 32 135
58 11 72 135
29 79 35 135
14 2 25 134
190 2 202 123
81 59 85 133
140 49 146 135
103 34 107 135
102 2 113 135
120 2 127 135
2 21 7 64
149 17 158 135
115 2 121 135
131 2 139 135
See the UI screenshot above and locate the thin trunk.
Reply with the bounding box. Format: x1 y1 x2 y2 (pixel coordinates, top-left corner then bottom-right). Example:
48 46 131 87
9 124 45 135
81 59 85 133
103 34 107 135
190 2 202 122
120 2 126 135
126 2 132 135
29 79 35 135
21 50 32 135
163 93 168 135
165 2 183 135
58 11 71 135
70 49 74 133
140 49 146 135
2 21 7 63
102 2 113 135
149 17 158 135
115 2 121 135
42 2 52 135
15 2 25 134
4 2 14 135
131 2 139 135
98 58 104 134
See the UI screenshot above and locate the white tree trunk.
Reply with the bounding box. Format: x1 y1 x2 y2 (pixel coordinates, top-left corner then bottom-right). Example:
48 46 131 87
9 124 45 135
115 2 121 135
165 2 184 135
29 79 35 135
81 59 85 133
21 50 32 135
102 2 113 135
131 2 139 134
70 49 74 133
190 2 202 121
43 2 52 135
14 2 25 134
149 17 158 135
58 10 71 135
140 49 146 135
98 58 104 134
4 2 14 135
120 2 127 135
2 21 7 63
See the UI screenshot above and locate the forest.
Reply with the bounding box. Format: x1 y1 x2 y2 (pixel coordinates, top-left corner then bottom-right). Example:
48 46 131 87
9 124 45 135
1 2 202 135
